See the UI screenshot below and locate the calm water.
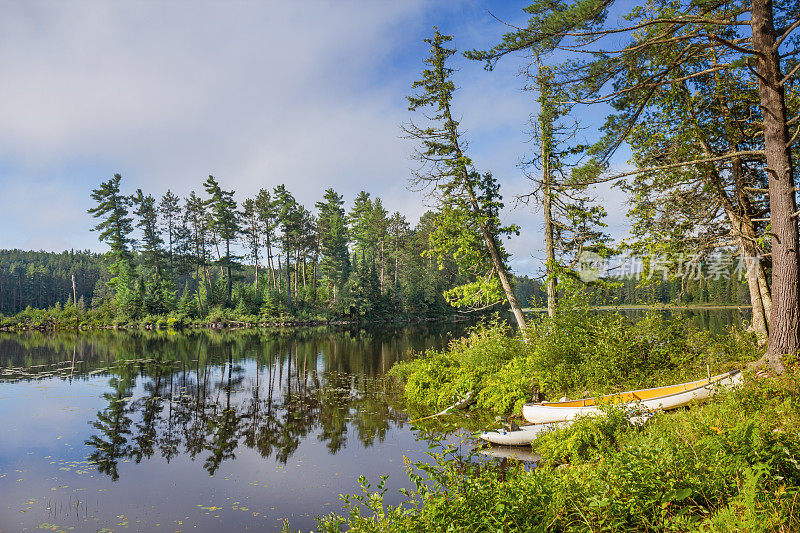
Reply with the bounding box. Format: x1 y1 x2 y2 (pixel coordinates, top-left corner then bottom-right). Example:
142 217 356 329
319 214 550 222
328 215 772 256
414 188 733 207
0 325 470 532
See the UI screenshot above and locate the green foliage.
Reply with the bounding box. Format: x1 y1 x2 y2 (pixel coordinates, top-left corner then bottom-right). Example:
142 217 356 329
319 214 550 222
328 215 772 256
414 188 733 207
392 292 756 417
390 319 528 412
534 405 639 464
321 374 800 532
5 171 479 328
406 30 522 323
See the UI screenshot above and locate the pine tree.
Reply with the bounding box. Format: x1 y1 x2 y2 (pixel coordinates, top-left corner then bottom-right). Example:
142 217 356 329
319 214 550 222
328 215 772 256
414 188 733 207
405 30 527 330
273 185 301 308
159 190 181 275
88 174 136 313
132 189 164 281
469 0 799 366
204 176 241 307
241 198 262 290
254 189 279 291
316 189 350 304
185 191 210 313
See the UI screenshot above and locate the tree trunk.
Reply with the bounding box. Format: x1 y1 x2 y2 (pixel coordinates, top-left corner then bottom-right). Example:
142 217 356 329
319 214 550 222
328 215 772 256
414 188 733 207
277 253 282 293
463 186 528 332
71 273 79 330
195 262 203 313
203 267 211 310
394 237 399 290
380 240 385 294
688 83 773 347
544 183 557 318
254 244 259 292
294 249 299 299
541 85 557 317
751 0 798 371
727 209 770 344
225 239 232 306
312 258 317 303
285 242 292 307
266 234 274 290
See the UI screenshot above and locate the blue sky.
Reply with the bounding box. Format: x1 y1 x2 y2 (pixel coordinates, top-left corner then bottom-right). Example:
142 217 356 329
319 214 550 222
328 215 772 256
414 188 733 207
0 1 631 276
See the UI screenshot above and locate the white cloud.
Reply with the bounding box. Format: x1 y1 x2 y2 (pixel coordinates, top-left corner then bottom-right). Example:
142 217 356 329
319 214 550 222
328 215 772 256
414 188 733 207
0 0 631 274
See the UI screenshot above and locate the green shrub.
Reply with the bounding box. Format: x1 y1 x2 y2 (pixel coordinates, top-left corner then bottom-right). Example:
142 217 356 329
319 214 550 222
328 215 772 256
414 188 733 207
534 405 637 464
390 320 526 412
319 375 800 532
390 300 756 418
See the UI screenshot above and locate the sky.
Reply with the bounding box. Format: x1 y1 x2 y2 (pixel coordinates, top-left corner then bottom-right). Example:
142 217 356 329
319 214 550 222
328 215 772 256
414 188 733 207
0 0 632 276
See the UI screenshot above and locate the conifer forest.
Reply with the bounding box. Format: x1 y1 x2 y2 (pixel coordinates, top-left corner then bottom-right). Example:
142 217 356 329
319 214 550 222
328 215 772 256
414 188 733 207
2 1 800 532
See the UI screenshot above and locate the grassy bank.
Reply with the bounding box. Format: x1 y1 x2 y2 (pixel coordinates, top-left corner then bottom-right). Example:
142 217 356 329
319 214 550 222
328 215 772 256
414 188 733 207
304 302 800 532
0 304 468 332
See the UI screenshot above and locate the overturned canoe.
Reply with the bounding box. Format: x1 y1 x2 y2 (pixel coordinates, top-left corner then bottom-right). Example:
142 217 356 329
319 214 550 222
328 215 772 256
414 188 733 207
522 369 742 424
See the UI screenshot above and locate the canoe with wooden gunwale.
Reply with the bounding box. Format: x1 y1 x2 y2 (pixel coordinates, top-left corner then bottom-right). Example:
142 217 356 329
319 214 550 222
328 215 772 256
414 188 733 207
522 370 741 424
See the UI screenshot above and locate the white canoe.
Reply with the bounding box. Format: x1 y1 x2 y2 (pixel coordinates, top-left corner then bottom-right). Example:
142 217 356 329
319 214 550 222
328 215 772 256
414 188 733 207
522 370 742 424
480 412 655 446
480 421 568 446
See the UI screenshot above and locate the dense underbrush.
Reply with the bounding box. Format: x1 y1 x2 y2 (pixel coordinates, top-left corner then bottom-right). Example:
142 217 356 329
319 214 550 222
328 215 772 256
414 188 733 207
305 306 800 532
391 302 757 418
312 373 800 532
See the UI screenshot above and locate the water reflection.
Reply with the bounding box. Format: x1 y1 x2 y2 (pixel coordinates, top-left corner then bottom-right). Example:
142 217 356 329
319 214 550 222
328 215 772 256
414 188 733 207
0 325 468 532
1 326 462 482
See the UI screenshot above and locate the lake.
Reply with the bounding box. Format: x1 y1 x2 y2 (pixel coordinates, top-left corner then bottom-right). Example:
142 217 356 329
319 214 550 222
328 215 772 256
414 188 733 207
0 325 470 532
0 309 751 532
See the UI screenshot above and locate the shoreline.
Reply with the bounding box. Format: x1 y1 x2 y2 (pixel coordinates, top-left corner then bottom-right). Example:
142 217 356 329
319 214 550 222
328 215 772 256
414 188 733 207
522 304 749 312
0 314 474 333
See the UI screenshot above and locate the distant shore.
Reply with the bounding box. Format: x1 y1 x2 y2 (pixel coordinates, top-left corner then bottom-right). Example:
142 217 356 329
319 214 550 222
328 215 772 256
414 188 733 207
522 304 748 312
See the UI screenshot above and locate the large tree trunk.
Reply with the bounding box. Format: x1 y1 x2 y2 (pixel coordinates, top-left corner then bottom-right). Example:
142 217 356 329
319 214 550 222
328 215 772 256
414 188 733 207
544 188 557 318
689 85 773 348
751 0 798 371
728 210 770 343
542 121 557 317
483 223 528 331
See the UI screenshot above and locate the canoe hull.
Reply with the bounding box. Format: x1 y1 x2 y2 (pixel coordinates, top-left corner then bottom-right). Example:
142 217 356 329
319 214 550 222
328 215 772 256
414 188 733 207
480 422 563 446
522 370 742 424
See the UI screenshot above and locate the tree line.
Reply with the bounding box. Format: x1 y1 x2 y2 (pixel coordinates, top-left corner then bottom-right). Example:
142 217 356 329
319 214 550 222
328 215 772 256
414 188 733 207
78 174 471 324
0 249 103 314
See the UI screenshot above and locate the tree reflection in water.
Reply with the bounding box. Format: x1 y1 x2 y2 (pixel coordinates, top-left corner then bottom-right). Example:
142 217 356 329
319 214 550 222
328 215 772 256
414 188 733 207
71 327 451 479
